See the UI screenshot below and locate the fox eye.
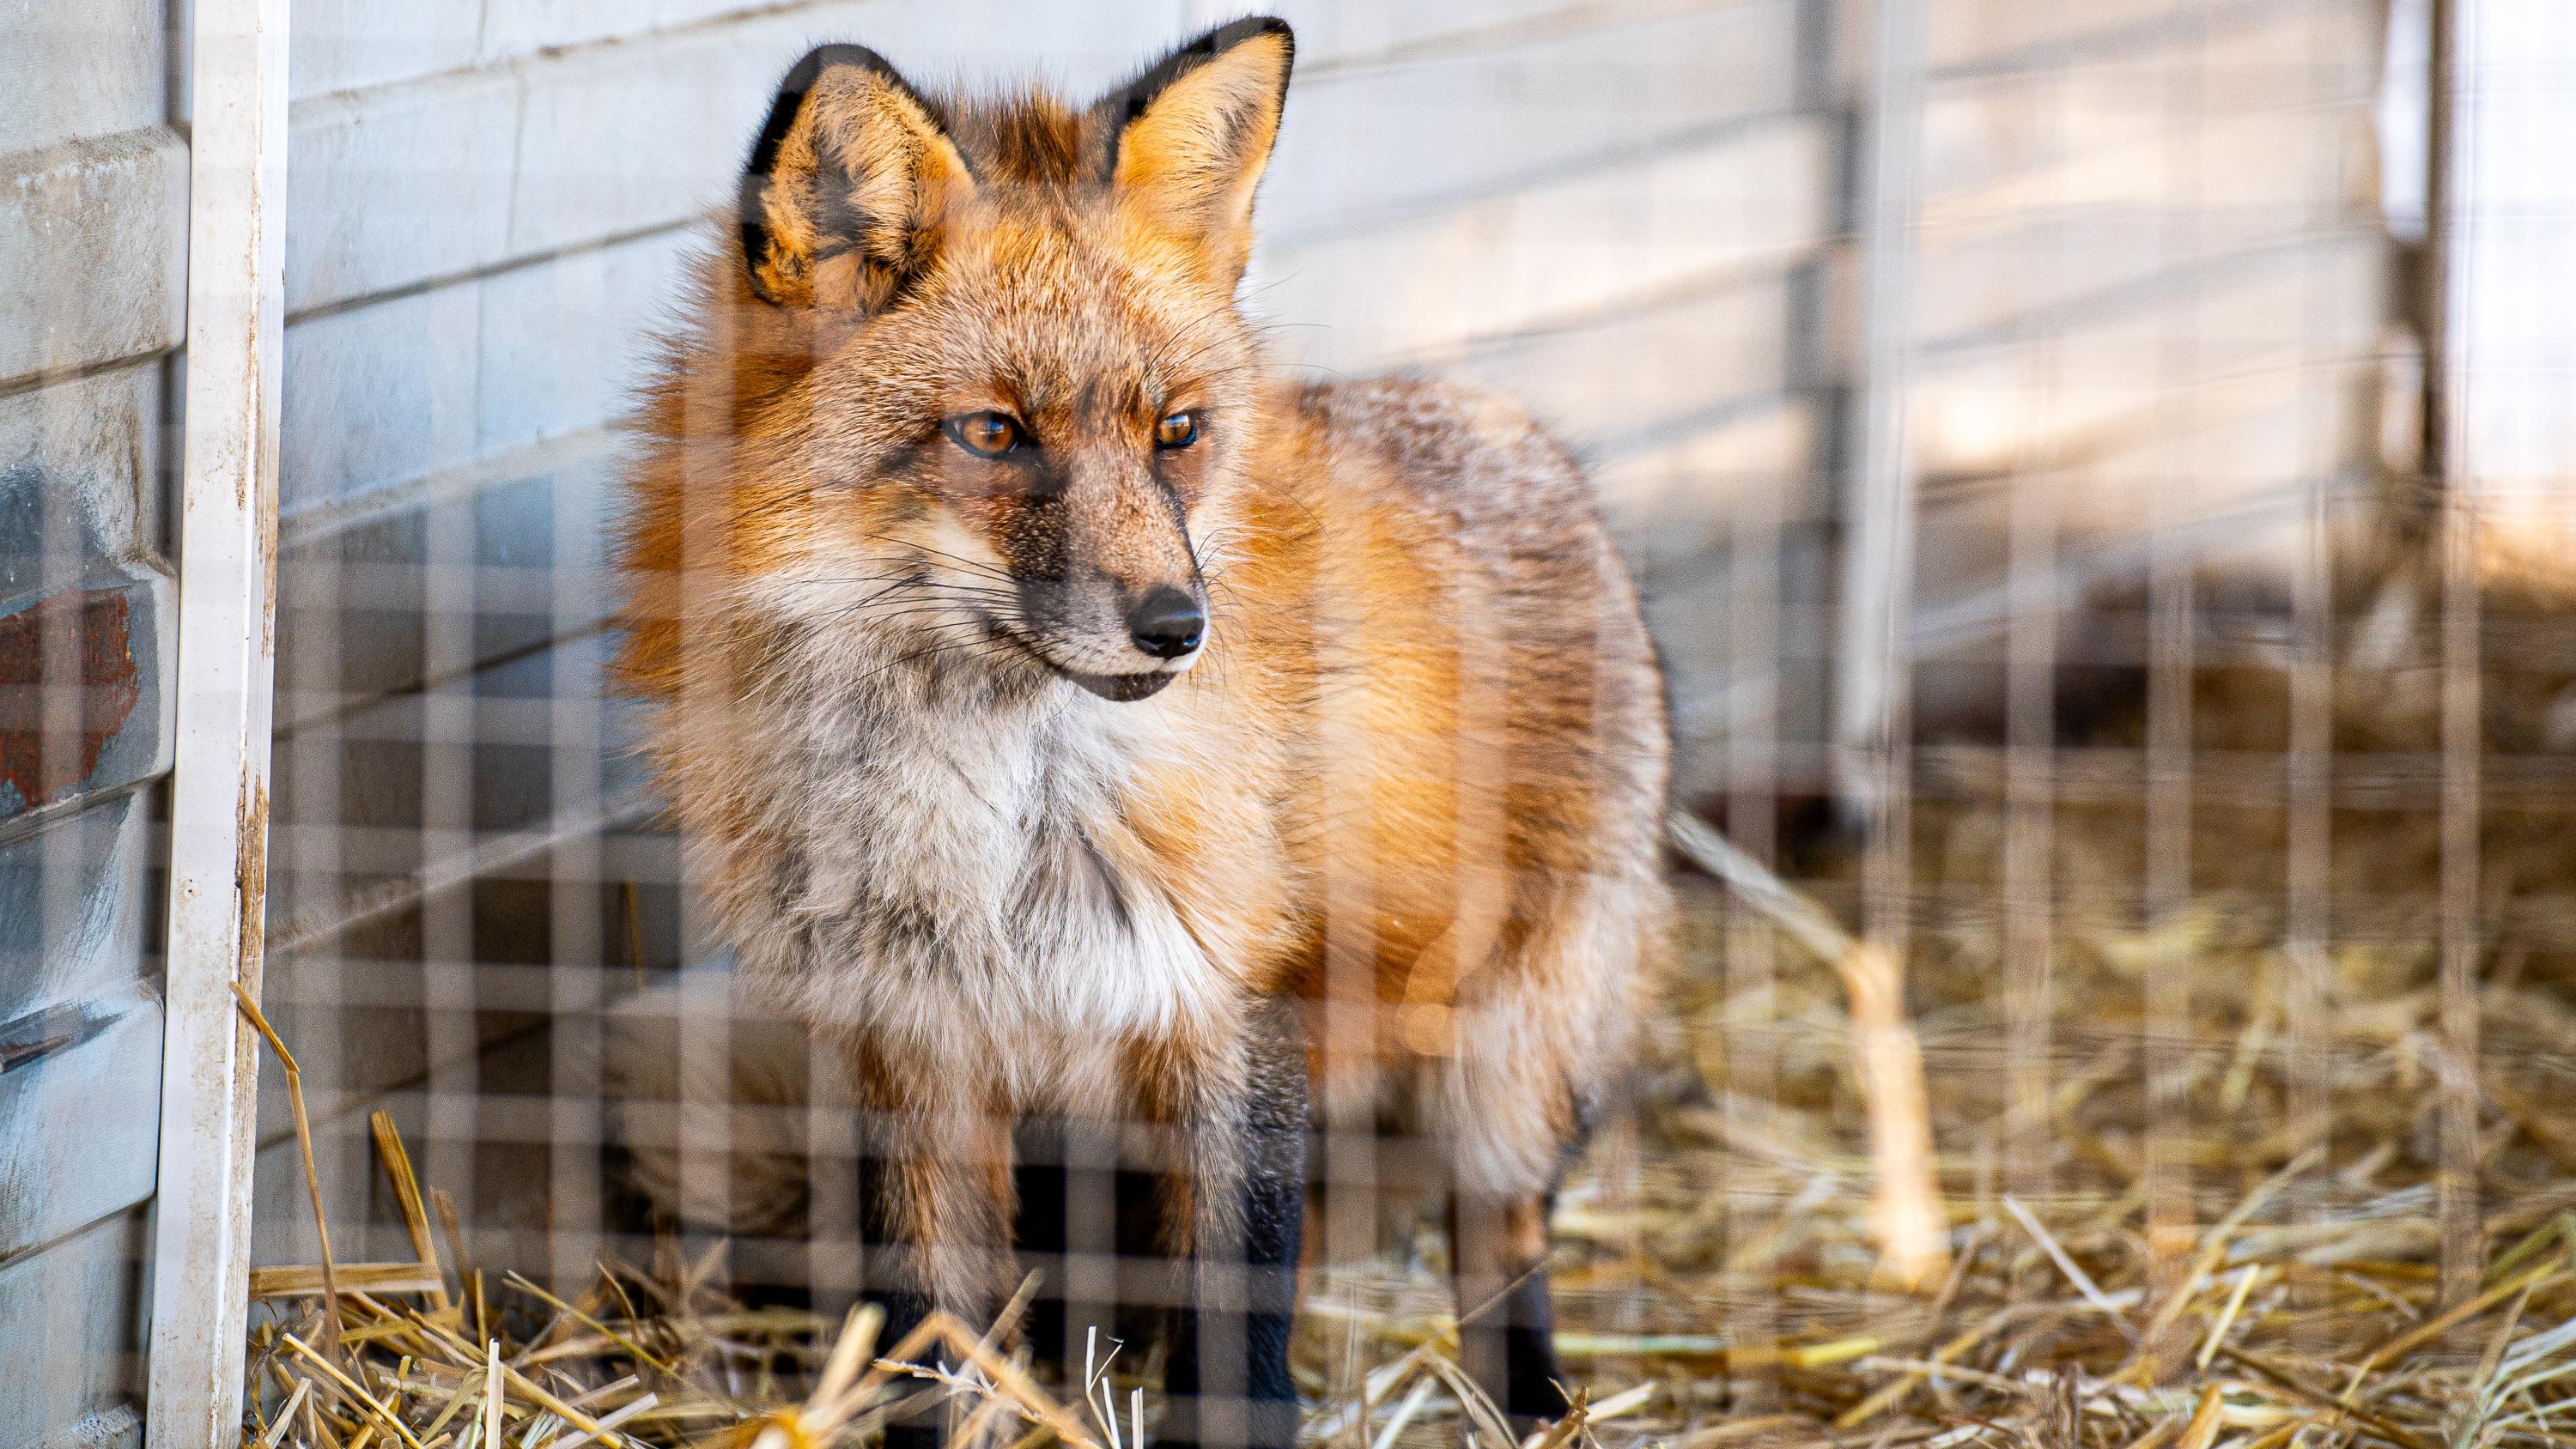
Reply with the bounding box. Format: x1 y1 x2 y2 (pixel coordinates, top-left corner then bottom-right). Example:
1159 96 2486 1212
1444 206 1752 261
1154 411 1200 449
945 411 1026 458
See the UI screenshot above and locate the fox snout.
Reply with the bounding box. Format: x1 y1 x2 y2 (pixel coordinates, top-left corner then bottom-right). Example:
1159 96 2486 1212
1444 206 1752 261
1013 567 1207 701
992 448 1213 700
1126 585 1205 659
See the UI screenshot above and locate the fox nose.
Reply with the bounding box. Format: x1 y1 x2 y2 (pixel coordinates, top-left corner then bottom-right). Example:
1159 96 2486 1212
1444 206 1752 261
1127 586 1205 659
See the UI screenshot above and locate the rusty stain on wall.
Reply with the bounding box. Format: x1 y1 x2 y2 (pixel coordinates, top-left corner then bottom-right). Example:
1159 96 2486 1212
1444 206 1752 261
0 588 140 810
234 779 269 975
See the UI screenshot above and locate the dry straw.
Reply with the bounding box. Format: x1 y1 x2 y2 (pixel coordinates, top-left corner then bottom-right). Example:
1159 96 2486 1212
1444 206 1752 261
247 538 2576 1449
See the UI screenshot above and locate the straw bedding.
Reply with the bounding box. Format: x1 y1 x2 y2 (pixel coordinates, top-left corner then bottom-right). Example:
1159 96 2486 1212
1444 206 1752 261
247 537 2576 1449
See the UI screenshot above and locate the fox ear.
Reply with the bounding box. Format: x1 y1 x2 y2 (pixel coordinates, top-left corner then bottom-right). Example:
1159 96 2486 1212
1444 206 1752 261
1098 17 1294 290
738 45 975 310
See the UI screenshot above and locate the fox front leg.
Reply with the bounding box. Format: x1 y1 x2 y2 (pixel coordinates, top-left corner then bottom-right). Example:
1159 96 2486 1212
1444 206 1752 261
846 1040 1017 1449
1453 1191 1570 1429
1145 1004 1307 1449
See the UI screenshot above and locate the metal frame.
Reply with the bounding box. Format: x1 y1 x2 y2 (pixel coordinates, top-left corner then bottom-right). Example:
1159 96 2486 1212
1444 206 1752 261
1836 0 1943 1287
1834 0 1929 821
2425 0 2482 1307
146 0 289 1440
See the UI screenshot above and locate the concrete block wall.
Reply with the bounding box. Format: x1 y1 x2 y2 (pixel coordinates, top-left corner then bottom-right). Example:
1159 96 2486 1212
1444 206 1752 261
246 0 1853 1292
1898 0 2391 733
222 0 2393 1325
0 0 2396 1419
0 2 179 1442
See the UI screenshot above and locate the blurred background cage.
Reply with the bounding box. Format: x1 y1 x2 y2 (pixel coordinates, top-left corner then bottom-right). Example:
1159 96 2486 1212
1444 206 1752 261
11 0 2576 1443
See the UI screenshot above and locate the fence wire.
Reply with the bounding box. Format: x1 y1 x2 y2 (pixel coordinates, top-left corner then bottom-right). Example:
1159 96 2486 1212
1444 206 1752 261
173 0 2576 1442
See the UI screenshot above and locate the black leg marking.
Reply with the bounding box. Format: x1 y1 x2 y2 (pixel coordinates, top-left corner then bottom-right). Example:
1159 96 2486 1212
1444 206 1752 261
1013 1118 1072 1376
1501 1258 1570 1424
858 1110 941 1449
1165 1007 1307 1449
1454 1189 1571 1431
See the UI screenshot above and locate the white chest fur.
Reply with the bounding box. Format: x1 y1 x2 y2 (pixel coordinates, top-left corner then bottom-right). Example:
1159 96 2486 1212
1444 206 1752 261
710 641 1235 1113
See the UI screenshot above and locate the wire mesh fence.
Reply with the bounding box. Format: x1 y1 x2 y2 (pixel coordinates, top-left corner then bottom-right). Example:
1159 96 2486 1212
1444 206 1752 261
9 0 2568 1442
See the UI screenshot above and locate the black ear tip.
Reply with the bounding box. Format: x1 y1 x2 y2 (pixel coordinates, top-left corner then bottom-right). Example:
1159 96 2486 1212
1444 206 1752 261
1235 15 1297 61
779 43 838 88
741 40 912 297
748 42 922 185
1189 15 1296 68
1100 15 1296 148
775 42 907 98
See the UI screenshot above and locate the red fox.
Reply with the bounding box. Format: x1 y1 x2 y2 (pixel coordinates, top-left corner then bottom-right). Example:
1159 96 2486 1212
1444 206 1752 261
615 18 1671 1447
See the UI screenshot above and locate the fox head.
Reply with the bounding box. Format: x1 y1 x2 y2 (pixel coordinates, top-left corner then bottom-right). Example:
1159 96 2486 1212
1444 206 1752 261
641 18 1296 706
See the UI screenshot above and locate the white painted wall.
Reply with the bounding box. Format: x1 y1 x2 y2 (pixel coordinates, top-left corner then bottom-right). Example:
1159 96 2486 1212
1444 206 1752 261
0 3 178 1445
244 0 1849 1302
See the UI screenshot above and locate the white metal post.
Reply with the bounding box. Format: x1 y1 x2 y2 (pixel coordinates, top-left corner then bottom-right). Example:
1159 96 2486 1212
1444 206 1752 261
1835 0 1945 1288
147 0 289 1440
1835 0 1929 815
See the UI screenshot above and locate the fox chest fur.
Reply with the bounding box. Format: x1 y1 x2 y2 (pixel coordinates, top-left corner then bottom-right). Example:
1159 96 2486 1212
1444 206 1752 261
702 611 1295 1113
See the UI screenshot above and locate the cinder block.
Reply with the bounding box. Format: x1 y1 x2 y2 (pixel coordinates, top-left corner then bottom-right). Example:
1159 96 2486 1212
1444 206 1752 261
477 0 746 63
0 1210 148 1449
1909 233 2383 482
281 282 485 511
275 440 624 724
0 129 185 389
0 375 177 831
292 0 483 98
286 70 517 315
1433 270 1801 453
275 498 429 729
1262 0 1806 243
0 567 173 827
0 361 165 563
295 0 1151 106
497 34 769 264
1925 0 2286 75
0 0 167 157
1188 0 1588 68
0 792 154 1027
0 987 161 1261
1929 100 2368 237
1911 164 2364 362
476 228 697 456
1923 3 2377 202
486 0 1186 89
1255 115 1832 367
836 0 1204 92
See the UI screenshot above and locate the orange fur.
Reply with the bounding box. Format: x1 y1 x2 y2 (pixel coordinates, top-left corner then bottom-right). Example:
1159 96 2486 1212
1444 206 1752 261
613 20 1669 1419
